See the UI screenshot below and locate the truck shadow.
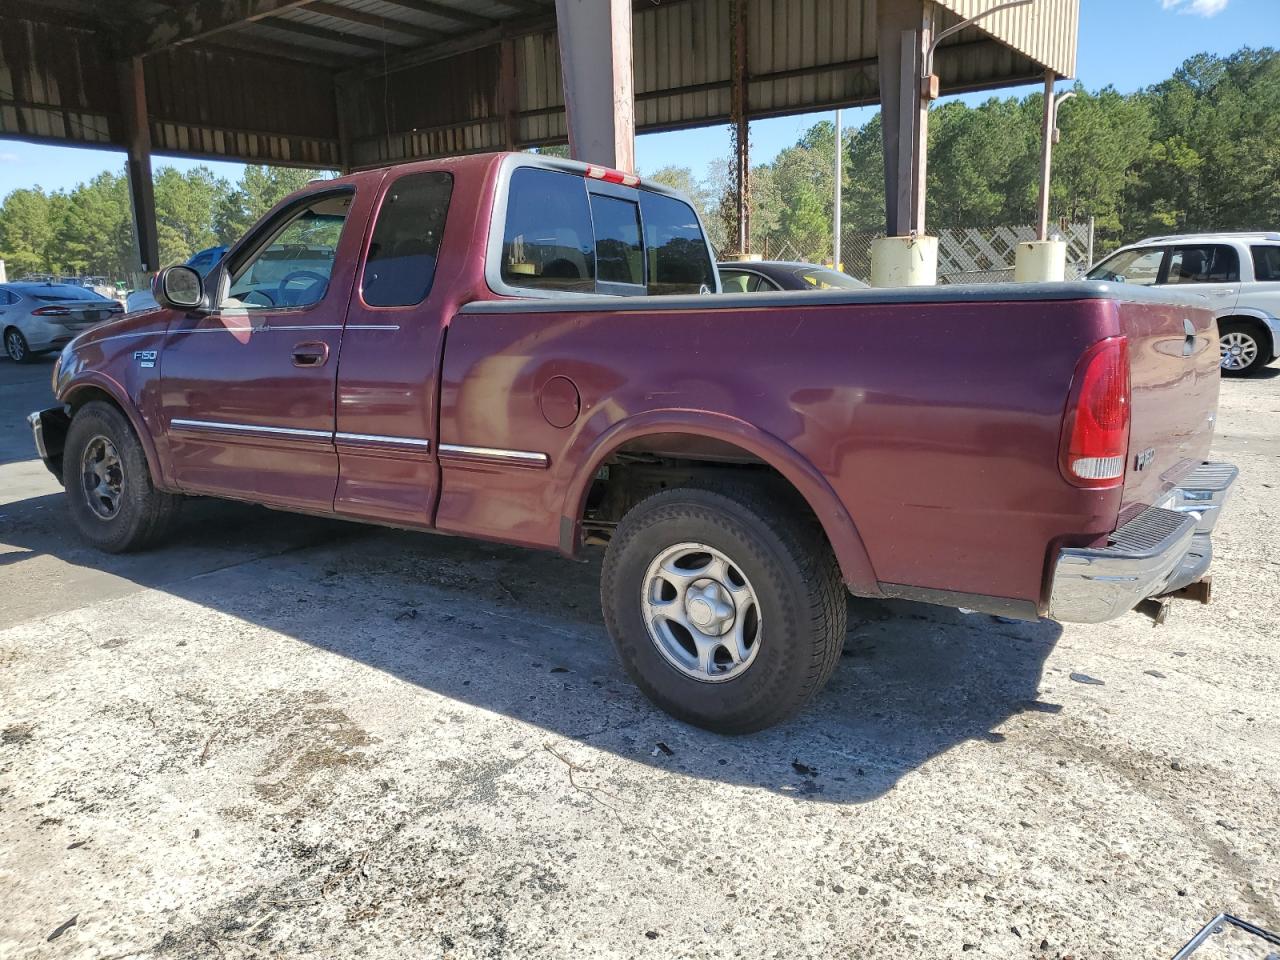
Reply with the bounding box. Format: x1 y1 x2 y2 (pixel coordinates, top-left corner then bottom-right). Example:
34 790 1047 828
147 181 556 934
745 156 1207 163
2 489 1061 805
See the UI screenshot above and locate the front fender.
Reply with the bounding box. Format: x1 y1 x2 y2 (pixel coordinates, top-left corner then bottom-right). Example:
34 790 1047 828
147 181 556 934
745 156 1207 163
59 371 167 490
559 408 880 595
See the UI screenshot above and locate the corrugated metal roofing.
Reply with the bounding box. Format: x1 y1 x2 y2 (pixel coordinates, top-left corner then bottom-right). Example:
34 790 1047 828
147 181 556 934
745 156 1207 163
0 0 1078 169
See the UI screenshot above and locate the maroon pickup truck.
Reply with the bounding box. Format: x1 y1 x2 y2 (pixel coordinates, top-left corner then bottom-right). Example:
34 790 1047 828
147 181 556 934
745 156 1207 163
29 153 1237 733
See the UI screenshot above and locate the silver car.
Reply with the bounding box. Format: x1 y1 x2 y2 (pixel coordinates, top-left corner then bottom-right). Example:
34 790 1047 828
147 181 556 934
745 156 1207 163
1 282 124 363
1087 232 1280 377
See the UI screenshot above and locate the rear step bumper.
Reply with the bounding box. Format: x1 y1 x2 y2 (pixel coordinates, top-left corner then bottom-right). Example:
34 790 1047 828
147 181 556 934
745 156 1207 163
1048 462 1238 624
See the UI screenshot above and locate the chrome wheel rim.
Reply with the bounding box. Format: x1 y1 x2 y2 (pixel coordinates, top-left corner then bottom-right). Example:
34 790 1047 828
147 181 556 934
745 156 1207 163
81 435 124 520
5 330 25 361
1220 331 1258 371
641 542 761 683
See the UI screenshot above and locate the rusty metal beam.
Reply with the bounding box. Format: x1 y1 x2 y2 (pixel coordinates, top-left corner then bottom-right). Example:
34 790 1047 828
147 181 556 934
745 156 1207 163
143 0 315 52
303 1 444 42
377 0 496 30
257 19 395 52
730 0 750 255
877 0 935 236
499 38 520 150
198 34 357 66
117 56 159 274
553 0 634 172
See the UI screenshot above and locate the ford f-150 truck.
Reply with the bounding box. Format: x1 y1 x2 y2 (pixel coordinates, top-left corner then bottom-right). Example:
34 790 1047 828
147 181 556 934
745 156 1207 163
29 152 1237 733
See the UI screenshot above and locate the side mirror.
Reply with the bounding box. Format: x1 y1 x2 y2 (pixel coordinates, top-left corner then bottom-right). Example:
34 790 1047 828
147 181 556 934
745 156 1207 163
154 265 204 310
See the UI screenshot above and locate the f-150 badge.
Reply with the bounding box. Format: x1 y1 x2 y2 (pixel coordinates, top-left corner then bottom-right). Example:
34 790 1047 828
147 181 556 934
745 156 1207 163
133 350 157 369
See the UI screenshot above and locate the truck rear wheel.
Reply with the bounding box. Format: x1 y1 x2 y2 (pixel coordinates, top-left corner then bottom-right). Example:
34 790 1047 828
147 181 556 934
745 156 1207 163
63 400 181 553
600 484 846 734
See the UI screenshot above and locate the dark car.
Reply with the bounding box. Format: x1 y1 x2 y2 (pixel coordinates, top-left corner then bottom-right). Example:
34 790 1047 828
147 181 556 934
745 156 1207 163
718 260 869 292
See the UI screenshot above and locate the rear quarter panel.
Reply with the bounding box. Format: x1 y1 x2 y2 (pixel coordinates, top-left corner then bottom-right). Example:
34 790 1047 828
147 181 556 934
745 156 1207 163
437 295 1128 607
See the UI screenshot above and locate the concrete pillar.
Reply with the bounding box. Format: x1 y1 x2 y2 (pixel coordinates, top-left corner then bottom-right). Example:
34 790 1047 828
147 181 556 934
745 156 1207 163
554 0 635 173
870 235 938 287
1014 241 1067 282
118 56 159 274
876 0 935 238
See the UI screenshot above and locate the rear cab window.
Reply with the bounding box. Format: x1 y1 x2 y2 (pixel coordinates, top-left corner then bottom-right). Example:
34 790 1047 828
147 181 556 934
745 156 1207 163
361 171 453 307
500 168 595 293
494 161 714 297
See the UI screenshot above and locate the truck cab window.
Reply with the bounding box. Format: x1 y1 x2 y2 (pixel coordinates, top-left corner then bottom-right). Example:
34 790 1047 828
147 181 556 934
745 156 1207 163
501 168 595 292
640 191 715 295
225 193 351 310
590 194 643 286
362 172 454 307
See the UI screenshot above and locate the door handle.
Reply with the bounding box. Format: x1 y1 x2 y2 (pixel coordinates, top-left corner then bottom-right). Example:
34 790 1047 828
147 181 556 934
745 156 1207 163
292 341 329 367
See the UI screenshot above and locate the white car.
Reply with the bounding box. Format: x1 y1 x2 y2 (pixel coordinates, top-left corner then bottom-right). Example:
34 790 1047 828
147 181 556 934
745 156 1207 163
1087 232 1280 377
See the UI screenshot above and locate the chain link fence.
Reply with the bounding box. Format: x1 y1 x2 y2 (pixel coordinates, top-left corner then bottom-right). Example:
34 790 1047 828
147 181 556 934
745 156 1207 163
760 221 1096 285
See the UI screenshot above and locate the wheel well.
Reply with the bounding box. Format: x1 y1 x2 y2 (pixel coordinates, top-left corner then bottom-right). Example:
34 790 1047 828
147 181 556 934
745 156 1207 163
67 386 125 416
1217 315 1275 353
579 433 822 546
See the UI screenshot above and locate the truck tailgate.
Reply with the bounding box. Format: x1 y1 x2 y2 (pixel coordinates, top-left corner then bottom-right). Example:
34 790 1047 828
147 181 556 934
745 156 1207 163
1117 298 1221 518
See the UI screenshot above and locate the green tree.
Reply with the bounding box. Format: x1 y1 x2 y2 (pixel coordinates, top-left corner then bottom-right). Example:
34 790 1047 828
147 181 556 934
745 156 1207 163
0 188 58 276
154 165 227 265
216 165 327 245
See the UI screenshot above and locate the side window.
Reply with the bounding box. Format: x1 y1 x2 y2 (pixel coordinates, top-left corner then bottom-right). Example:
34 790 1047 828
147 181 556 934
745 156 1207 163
640 191 715 295
1165 245 1240 284
0 290 15 305
362 171 453 307
501 168 595 292
1251 246 1280 281
226 192 351 310
1088 247 1164 285
589 194 643 287
720 270 750 293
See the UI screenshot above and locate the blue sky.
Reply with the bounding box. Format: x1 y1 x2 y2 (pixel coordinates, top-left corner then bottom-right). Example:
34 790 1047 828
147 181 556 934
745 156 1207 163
0 0 1275 196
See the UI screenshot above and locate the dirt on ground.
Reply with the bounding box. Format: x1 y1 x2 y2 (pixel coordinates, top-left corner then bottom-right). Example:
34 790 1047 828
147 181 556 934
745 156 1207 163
1 357 1277 959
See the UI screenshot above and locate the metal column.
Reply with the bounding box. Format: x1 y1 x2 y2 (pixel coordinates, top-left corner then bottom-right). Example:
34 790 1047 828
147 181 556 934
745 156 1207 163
117 56 159 274
876 0 934 237
553 0 635 173
730 0 750 255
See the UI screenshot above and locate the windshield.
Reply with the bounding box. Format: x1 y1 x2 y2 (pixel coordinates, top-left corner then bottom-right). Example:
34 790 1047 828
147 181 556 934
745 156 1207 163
793 267 866 290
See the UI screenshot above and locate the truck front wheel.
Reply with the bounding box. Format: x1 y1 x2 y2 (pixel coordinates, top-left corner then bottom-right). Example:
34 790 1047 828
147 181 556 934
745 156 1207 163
63 400 181 553
600 484 846 734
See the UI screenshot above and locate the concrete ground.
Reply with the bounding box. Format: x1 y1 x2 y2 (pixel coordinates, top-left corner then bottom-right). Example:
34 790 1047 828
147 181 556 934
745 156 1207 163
1 354 1277 960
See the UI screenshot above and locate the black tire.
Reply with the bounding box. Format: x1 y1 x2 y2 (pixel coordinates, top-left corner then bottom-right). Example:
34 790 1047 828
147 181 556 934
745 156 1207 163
601 483 846 734
5 327 36 363
1218 321 1268 378
62 400 181 553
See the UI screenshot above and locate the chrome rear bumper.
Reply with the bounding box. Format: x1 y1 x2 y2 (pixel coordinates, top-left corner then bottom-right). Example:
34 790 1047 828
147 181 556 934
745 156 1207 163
1049 462 1238 623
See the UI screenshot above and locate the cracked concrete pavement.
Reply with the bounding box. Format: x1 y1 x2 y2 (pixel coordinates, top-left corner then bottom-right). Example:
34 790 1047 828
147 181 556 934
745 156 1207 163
1 356 1277 959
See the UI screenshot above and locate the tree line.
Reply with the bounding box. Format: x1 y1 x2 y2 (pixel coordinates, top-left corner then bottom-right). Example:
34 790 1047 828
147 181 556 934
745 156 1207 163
652 47 1279 260
0 47 1274 279
0 165 324 282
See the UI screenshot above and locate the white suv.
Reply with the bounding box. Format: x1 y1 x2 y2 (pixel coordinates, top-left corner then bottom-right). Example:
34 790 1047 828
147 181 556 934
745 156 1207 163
1087 232 1280 377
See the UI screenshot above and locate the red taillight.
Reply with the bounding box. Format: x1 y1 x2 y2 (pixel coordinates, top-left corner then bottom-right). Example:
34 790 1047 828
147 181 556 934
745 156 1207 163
31 306 71 316
585 164 640 187
1060 337 1131 488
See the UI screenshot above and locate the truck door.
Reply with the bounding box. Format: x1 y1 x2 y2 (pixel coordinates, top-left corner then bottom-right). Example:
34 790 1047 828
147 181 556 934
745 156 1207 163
159 187 364 510
332 169 455 527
